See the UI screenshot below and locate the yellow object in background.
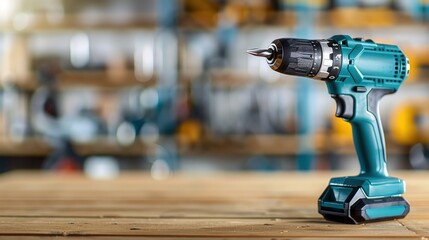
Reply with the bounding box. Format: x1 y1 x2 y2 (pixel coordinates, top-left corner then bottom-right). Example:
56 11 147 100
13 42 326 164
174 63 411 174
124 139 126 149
390 101 429 146
282 0 328 8
329 8 394 28
178 119 203 147
330 113 353 142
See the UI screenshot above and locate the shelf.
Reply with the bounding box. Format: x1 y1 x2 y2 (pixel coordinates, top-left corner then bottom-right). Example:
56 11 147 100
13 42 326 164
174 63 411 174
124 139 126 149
4 67 426 92
0 14 157 33
2 70 156 92
57 70 155 90
0 137 158 157
0 11 294 33
0 9 424 33
182 134 313 156
2 69 294 91
0 134 407 157
207 70 429 89
179 134 406 156
0 138 50 156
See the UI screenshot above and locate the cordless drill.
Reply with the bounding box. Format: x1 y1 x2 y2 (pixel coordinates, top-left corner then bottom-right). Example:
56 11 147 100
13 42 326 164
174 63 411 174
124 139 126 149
248 35 410 224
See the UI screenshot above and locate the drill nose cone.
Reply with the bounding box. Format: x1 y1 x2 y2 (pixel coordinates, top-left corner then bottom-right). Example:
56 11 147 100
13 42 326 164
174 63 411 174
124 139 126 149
246 48 273 59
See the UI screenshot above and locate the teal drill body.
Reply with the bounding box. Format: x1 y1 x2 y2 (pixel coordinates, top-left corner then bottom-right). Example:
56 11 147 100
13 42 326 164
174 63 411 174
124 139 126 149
247 35 410 223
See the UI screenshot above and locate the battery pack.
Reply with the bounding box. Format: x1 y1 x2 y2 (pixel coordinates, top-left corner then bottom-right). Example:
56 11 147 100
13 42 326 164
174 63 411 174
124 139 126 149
318 186 410 224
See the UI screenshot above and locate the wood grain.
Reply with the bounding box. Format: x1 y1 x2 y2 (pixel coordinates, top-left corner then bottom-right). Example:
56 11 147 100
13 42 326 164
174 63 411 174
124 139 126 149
0 171 427 239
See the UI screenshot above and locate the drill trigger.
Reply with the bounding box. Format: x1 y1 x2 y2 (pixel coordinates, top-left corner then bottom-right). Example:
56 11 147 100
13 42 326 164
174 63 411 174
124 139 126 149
332 94 354 119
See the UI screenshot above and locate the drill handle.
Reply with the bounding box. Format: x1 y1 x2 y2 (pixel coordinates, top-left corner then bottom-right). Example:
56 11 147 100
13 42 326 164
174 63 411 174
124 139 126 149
354 89 396 177
333 89 395 177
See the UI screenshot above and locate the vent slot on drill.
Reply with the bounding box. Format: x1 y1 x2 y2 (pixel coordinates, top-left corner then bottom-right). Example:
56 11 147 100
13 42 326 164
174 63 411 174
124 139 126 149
393 54 407 80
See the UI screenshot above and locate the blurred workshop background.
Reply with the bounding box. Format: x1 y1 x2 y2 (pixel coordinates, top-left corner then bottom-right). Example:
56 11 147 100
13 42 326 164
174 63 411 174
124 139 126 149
0 0 428 178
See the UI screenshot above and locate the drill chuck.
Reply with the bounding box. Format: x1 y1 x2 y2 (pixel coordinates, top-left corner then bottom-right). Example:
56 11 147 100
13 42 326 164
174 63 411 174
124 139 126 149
247 38 342 80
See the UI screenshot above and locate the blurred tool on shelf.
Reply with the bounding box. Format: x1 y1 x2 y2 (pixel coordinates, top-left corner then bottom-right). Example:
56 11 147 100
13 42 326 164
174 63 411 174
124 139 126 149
409 143 429 169
390 100 429 169
391 100 429 146
31 61 85 171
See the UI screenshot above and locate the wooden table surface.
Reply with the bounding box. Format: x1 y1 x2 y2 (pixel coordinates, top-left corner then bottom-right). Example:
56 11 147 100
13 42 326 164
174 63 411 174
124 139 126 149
0 171 428 239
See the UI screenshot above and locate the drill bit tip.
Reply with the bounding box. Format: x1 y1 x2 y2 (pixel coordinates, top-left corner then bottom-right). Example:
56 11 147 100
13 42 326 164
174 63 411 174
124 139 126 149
246 48 273 58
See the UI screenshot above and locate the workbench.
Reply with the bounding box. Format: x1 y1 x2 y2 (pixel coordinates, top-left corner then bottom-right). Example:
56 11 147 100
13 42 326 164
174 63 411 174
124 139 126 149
0 171 427 239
